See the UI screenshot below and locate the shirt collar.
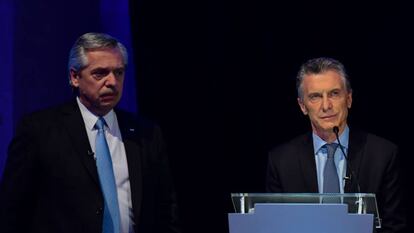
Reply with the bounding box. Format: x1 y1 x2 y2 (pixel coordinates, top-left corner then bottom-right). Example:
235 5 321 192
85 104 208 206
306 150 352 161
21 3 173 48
312 125 350 153
76 97 115 131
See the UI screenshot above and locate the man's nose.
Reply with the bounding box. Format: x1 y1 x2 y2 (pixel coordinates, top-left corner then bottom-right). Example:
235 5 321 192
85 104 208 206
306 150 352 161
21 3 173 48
322 95 332 112
105 72 117 86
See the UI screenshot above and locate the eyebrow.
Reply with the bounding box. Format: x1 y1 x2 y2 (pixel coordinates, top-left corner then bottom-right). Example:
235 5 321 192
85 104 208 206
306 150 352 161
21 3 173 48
91 65 125 70
308 87 342 93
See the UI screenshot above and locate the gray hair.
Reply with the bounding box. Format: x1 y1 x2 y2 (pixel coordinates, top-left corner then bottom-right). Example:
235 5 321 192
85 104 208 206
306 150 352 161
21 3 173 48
68 32 128 84
296 57 352 98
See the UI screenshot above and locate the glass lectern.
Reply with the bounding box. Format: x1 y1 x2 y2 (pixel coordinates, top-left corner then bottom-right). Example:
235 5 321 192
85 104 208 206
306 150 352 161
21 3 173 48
229 193 380 233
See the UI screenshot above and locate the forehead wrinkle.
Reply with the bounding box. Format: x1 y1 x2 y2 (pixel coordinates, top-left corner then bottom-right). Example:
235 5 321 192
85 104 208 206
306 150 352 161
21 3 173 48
303 75 345 94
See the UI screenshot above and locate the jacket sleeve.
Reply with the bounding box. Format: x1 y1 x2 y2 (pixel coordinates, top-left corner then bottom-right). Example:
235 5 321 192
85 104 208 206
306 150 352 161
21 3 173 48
376 147 406 233
265 151 284 193
0 116 39 232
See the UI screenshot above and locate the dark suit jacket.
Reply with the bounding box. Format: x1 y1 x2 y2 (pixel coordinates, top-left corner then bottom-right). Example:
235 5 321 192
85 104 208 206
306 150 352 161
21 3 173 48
266 129 406 233
0 100 181 233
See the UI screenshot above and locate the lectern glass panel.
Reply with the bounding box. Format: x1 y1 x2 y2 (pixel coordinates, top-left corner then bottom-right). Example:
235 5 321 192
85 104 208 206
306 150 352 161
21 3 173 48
231 193 380 229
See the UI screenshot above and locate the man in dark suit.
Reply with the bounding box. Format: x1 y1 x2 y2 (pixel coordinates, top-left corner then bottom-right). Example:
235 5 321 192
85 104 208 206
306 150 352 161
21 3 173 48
266 57 406 233
0 32 180 233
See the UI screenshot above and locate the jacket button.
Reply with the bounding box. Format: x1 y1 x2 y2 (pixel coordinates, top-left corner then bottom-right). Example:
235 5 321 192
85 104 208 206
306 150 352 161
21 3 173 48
96 207 103 215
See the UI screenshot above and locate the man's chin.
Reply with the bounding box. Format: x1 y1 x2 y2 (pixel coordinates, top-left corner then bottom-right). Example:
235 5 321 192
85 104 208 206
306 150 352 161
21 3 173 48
96 101 118 113
100 94 119 102
100 96 120 106
326 125 337 131
100 102 117 110
318 124 338 133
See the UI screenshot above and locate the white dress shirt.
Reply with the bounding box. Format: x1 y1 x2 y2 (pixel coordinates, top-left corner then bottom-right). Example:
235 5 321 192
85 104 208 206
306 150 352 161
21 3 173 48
77 98 135 233
312 125 350 194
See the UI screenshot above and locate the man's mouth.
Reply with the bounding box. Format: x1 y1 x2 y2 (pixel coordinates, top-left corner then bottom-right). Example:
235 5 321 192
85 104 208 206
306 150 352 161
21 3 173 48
100 93 117 101
320 114 336 119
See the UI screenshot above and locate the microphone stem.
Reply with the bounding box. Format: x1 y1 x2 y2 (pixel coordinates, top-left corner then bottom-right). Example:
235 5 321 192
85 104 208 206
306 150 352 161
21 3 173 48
333 128 361 194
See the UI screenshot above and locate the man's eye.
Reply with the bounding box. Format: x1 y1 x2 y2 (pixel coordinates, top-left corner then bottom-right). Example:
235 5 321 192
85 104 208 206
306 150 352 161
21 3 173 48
329 90 341 98
113 69 125 77
308 94 321 102
92 70 110 80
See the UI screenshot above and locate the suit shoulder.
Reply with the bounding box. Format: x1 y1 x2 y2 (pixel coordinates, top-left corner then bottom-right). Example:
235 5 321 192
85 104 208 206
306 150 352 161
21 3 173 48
351 128 397 150
116 109 158 128
115 109 162 138
16 102 73 128
350 129 399 164
365 131 398 151
268 133 310 158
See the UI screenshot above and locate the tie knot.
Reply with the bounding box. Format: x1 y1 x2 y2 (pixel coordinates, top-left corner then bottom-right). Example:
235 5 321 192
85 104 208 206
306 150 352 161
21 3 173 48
325 143 338 158
95 117 106 131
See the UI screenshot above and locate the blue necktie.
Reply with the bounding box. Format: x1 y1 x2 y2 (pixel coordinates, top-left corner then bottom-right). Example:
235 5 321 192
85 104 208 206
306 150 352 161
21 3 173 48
95 117 120 233
323 143 340 193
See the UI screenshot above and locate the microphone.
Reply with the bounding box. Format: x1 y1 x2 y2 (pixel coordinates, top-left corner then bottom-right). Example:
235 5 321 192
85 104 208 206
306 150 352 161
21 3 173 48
333 126 364 214
332 126 361 194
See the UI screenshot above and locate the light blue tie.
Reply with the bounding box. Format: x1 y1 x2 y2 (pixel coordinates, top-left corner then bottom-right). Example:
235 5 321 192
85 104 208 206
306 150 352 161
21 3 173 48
323 143 340 193
95 117 120 233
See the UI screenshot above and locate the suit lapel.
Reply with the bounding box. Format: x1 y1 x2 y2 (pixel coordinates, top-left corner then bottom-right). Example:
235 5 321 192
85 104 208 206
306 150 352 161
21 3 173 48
299 133 319 193
117 111 143 224
60 101 100 185
61 104 144 221
345 129 366 193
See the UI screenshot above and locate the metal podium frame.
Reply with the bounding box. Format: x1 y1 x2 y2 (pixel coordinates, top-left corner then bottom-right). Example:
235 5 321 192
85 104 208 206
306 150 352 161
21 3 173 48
228 193 380 233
